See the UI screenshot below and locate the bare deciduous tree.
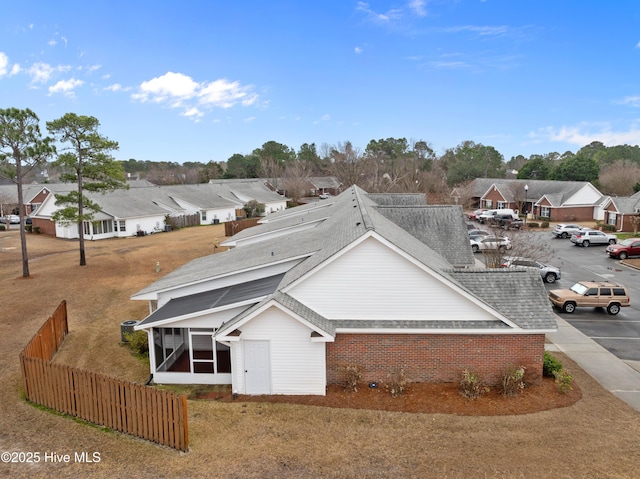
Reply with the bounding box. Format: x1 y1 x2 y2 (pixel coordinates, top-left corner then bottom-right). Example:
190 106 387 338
599 161 640 196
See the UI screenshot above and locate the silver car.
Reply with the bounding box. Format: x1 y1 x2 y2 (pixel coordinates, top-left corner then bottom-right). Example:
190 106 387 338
501 257 561 283
551 223 587 239
570 230 617 247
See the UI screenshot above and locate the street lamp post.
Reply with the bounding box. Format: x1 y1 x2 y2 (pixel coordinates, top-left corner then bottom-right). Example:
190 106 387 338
524 184 529 227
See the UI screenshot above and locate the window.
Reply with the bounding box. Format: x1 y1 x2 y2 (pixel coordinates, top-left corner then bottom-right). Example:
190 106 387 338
600 288 611 296
540 206 550 218
83 222 91 235
118 220 126 231
613 288 627 296
485 200 493 208
497 201 507 209
586 288 598 296
201 211 207 222
92 220 113 235
607 214 617 226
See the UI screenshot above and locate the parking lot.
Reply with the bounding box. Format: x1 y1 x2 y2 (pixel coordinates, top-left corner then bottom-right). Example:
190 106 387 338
542 231 640 368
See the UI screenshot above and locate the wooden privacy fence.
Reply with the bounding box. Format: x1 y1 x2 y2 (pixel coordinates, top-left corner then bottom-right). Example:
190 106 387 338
224 217 260 236
19 301 189 452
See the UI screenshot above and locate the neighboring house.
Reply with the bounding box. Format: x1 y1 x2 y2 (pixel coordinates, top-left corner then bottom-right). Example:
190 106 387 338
462 178 608 222
603 191 640 232
28 179 287 240
265 176 343 198
131 186 556 395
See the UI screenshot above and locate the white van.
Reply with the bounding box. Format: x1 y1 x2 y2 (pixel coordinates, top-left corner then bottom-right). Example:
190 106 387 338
478 208 517 223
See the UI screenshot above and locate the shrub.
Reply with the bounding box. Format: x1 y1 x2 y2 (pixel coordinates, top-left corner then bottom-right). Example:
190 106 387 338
25 225 32 233
527 222 540 228
603 224 616 232
553 370 574 394
541 221 550 228
342 365 362 392
385 367 408 397
543 351 563 377
459 369 489 399
0 225 4 231
501 365 526 396
123 330 149 358
33 226 41 234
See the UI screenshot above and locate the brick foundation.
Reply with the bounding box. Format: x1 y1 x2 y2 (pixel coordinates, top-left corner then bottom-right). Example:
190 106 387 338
326 333 545 387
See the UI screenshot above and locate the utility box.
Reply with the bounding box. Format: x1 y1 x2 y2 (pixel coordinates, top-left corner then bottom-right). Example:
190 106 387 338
121 320 139 342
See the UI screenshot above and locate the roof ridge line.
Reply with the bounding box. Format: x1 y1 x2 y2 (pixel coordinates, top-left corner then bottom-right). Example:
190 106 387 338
352 186 375 230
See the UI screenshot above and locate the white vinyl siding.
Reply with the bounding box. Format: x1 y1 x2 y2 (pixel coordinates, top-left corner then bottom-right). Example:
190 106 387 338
232 306 326 395
288 236 497 322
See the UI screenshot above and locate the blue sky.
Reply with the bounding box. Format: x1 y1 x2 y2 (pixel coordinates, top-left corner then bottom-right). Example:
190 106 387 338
2 1 640 164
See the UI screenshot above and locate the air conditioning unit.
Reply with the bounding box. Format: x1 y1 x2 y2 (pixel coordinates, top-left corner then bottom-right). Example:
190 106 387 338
120 320 140 342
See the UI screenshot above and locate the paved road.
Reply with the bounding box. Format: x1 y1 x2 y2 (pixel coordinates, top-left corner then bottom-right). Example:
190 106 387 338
542 232 640 369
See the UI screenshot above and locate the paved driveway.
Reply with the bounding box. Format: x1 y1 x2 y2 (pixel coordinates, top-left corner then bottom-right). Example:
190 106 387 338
543 232 640 370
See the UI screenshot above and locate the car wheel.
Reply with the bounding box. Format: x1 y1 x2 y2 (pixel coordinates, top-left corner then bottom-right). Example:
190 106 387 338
619 252 628 260
472 245 479 253
563 302 576 313
544 273 557 283
561 232 569 239
582 240 590 247
608 239 616 245
607 303 621 315
498 246 506 253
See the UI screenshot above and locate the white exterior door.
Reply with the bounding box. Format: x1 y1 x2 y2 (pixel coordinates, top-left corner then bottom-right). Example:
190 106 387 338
244 340 271 394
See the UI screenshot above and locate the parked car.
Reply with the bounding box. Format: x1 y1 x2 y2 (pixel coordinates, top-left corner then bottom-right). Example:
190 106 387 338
606 238 640 259
501 257 561 283
0 214 20 224
318 193 331 199
470 235 512 253
468 229 490 237
467 208 486 221
570 230 617 247
551 223 587 239
548 280 630 315
492 214 524 230
478 208 517 224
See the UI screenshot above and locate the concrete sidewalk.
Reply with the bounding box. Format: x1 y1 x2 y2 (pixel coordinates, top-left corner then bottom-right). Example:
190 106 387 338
546 315 640 412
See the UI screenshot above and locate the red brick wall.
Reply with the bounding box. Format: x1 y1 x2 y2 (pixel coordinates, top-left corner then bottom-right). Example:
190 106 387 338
326 333 545 386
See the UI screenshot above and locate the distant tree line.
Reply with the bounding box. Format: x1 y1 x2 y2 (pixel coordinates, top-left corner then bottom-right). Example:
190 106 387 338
15 133 640 201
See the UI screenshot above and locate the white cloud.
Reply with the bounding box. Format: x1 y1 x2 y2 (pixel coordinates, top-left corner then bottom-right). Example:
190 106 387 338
199 78 258 108
313 114 331 124
132 71 199 104
181 107 204 121
48 38 57 47
104 83 129 92
243 116 256 123
132 72 258 118
443 25 509 36
10 64 21 75
533 123 640 148
356 2 402 23
27 62 55 83
408 0 427 17
0 52 8 76
354 46 363 54
621 96 640 107
48 78 84 97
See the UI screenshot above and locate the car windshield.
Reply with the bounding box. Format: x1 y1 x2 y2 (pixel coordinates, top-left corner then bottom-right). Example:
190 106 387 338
619 239 634 246
570 283 588 295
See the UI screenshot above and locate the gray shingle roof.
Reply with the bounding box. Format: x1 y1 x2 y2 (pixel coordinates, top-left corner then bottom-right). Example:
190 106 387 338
134 185 556 332
446 268 557 330
468 178 600 204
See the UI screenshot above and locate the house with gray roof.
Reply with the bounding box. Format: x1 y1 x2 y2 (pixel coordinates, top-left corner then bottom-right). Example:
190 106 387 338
460 178 608 222
131 186 556 395
28 179 287 239
602 191 640 232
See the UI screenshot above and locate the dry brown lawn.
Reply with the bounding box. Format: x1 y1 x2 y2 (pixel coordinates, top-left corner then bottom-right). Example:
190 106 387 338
2 226 640 479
